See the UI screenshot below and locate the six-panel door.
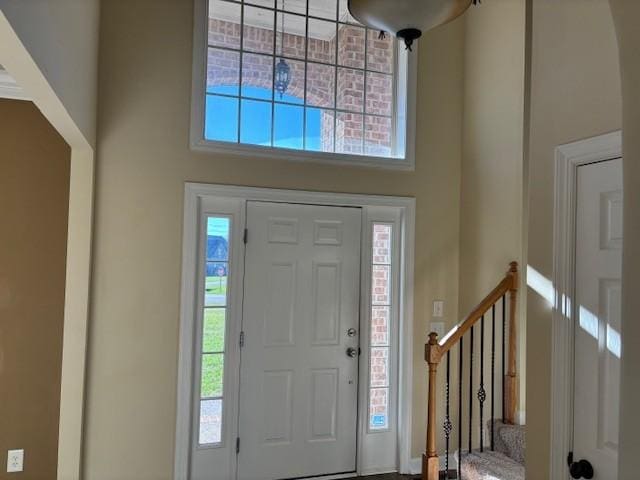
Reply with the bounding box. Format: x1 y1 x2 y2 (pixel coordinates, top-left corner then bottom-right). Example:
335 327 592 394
573 158 623 479
237 201 362 480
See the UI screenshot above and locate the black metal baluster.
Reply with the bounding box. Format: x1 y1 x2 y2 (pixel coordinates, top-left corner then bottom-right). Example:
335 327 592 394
478 315 486 452
502 294 506 421
491 304 496 451
469 326 474 453
444 351 452 478
458 337 463 480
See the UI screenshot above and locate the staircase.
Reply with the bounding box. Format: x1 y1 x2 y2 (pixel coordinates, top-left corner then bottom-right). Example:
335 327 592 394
423 263 522 480
458 420 525 479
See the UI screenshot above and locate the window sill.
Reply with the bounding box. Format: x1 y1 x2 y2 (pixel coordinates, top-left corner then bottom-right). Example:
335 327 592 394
190 137 415 171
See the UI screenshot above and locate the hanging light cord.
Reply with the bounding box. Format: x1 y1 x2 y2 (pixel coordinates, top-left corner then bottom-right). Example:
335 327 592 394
280 0 285 57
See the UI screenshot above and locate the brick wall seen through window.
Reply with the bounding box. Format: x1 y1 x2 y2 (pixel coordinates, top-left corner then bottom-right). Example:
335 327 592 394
204 0 406 159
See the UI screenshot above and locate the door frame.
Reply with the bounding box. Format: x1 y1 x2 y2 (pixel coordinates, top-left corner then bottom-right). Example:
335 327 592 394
550 131 622 480
174 183 416 480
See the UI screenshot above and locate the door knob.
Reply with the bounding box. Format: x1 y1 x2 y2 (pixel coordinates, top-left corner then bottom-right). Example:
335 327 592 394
568 453 594 479
346 347 359 358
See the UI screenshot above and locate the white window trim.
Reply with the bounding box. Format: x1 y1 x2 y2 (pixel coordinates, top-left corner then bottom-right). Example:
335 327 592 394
358 209 403 474
189 0 418 171
194 213 233 449
175 183 416 480
550 131 622 480
176 196 247 480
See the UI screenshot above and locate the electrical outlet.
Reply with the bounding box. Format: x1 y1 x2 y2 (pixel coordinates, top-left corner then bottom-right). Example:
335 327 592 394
7 449 23 473
433 300 444 318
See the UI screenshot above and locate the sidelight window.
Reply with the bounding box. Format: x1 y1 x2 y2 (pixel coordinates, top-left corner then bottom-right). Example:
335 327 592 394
198 216 231 446
368 223 393 431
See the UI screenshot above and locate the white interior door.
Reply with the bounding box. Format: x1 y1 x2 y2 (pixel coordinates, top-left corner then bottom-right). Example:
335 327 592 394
573 158 623 479
237 201 361 480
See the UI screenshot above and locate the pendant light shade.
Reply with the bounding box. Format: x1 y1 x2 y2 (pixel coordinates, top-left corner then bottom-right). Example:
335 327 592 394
348 0 474 50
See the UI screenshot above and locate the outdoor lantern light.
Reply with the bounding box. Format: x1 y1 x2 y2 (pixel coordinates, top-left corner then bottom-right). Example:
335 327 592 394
348 0 477 50
275 58 291 98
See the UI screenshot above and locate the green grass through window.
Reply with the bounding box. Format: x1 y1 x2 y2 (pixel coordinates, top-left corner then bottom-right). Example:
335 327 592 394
205 276 228 295
203 308 225 353
201 353 224 398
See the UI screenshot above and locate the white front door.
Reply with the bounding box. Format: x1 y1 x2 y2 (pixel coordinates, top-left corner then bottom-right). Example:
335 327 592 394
237 201 362 480
572 158 623 479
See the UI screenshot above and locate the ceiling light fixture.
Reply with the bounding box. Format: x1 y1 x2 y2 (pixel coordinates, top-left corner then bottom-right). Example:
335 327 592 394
348 0 479 51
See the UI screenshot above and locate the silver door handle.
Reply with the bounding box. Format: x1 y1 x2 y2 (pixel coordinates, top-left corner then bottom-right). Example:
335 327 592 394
346 347 359 358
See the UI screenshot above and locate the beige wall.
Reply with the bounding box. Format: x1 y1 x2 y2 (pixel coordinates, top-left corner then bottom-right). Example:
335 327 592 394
459 0 526 316
0 4 98 478
84 0 466 476
609 1 640 478
459 0 527 417
525 1 621 479
0 99 70 480
0 0 100 146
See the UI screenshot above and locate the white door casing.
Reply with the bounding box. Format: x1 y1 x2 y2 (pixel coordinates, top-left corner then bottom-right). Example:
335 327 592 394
572 159 622 479
175 184 416 480
237 202 362 479
550 131 622 480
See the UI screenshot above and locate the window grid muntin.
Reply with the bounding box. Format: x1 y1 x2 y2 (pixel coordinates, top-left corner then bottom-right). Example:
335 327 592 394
206 91 393 119
361 27 368 152
368 222 393 431
271 4 279 146
206 0 398 157
198 215 232 447
239 2 246 138
331 5 338 150
207 42 395 76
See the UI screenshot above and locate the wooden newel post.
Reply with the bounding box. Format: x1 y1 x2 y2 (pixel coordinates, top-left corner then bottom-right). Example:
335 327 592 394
423 332 441 480
505 261 519 424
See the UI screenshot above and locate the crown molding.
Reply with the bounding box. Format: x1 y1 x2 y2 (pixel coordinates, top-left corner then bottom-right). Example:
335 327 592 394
0 67 30 101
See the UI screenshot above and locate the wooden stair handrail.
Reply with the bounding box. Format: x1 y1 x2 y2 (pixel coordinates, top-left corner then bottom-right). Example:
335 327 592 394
431 262 518 363
423 262 519 480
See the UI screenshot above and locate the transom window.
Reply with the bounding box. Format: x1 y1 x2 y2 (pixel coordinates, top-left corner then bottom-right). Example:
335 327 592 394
196 0 412 165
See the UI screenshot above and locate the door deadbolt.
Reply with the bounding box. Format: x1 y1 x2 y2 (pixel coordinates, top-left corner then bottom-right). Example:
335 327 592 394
347 328 357 337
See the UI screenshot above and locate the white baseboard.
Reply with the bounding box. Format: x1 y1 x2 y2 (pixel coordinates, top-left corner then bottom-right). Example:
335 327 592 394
360 468 397 476
408 457 422 475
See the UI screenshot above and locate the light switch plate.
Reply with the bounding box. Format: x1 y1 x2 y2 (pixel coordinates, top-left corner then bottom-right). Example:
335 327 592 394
7 449 23 473
430 322 445 339
433 300 444 318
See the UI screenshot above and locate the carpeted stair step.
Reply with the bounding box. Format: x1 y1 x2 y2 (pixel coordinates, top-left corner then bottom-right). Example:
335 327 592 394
455 421 525 480
459 450 525 480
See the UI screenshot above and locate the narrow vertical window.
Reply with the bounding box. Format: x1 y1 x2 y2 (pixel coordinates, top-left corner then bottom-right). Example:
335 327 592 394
369 223 392 431
199 216 231 446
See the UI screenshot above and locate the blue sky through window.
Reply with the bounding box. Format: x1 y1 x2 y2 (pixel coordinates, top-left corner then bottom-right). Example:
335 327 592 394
207 217 230 240
205 86 322 150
